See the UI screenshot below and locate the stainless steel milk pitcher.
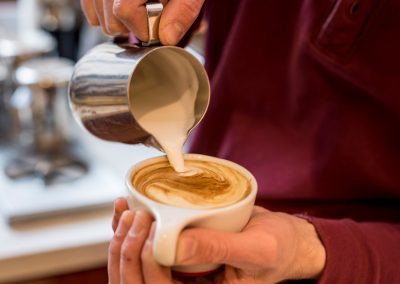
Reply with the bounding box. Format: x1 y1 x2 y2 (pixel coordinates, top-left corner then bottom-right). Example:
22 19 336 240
68 3 209 150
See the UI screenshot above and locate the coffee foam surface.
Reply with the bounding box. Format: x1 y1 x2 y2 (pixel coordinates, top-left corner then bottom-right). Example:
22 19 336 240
132 158 251 209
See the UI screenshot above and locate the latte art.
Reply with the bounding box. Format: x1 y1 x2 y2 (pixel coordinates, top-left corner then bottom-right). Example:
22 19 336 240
132 158 251 209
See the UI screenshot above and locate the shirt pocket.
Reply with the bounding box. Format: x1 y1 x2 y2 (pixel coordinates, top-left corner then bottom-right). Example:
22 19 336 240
314 0 382 61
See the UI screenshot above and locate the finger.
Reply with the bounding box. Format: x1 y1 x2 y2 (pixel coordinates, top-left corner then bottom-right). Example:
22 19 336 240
251 205 268 217
120 210 154 284
175 228 265 269
142 222 173 284
93 0 109 34
112 198 129 232
103 0 129 35
113 0 149 42
159 0 204 45
81 0 100 25
175 228 235 266
108 210 135 284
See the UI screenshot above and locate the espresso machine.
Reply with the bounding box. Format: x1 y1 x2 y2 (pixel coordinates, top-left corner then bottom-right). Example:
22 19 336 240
0 1 125 224
5 57 90 186
0 0 89 185
0 51 122 223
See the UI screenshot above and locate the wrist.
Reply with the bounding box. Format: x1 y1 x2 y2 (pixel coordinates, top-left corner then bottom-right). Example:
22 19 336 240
291 215 326 280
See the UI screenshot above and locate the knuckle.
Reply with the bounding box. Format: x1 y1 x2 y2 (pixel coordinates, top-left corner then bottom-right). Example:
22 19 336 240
263 235 279 264
113 2 129 20
121 242 135 263
121 229 145 250
112 231 125 243
205 238 230 263
121 250 134 263
180 0 202 19
108 249 120 260
108 240 121 257
106 23 124 36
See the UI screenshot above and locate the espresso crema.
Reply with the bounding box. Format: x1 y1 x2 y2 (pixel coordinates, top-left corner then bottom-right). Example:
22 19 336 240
132 158 251 209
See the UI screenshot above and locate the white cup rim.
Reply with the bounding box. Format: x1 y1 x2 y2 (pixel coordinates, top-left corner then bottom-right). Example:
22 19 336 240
125 153 258 213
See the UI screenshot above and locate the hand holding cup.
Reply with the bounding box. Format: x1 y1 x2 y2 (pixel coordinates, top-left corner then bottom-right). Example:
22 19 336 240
109 200 326 283
125 154 257 274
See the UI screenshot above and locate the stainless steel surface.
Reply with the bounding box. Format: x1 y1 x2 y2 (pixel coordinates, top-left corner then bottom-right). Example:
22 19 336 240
0 30 55 61
142 2 163 46
69 42 209 149
0 61 6 82
11 57 74 151
0 61 8 142
0 141 124 224
70 45 209 151
16 57 74 87
5 149 88 186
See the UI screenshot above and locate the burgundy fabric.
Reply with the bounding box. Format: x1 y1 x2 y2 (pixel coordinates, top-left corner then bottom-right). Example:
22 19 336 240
190 0 400 282
309 218 400 283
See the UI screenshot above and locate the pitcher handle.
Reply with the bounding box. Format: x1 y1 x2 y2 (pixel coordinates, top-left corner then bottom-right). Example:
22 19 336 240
142 2 163 46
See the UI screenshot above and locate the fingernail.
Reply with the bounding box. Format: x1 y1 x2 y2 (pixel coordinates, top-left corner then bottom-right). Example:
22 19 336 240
165 22 184 45
114 198 125 213
115 197 128 211
176 237 197 264
116 211 133 236
129 211 145 236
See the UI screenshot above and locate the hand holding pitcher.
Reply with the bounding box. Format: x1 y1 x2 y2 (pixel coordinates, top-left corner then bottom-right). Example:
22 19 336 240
69 2 209 164
80 0 205 45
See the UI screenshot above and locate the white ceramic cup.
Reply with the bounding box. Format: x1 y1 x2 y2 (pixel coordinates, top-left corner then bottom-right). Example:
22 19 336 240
125 154 257 274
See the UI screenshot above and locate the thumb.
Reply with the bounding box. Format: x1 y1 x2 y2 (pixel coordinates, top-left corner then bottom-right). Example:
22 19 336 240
159 0 204 45
175 227 244 266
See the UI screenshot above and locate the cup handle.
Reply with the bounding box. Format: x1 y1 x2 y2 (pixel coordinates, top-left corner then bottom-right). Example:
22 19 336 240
151 207 202 266
152 219 184 266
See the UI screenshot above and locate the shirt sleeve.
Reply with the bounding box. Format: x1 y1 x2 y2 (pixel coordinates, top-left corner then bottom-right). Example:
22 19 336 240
307 217 400 283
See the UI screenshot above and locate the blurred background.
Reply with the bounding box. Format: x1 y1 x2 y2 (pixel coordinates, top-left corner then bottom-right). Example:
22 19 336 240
0 0 205 283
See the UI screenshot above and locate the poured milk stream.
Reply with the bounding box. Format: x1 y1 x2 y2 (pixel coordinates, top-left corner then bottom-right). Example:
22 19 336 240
131 50 199 172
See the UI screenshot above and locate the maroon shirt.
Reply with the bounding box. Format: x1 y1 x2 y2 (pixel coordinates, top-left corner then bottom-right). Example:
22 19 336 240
190 0 400 282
